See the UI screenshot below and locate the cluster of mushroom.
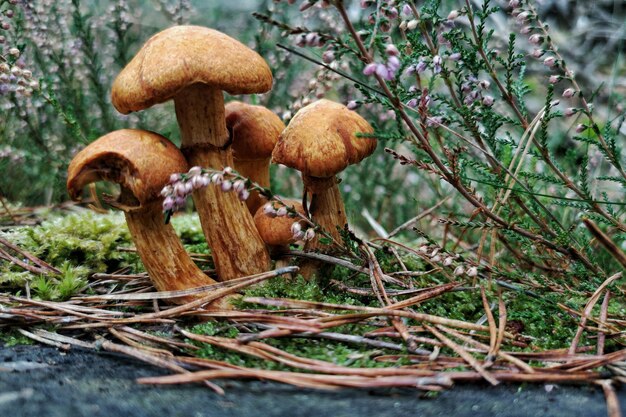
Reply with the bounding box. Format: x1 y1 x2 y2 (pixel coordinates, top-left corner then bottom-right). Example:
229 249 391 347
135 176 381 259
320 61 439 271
66 25 377 307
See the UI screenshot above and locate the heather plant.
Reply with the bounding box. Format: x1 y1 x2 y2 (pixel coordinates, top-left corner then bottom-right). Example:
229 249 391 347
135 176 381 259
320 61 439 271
250 0 626 287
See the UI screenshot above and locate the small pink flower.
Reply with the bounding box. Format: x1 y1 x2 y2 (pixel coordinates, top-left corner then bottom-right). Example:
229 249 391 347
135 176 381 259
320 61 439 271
363 63 377 76
562 88 576 98
346 100 359 110
543 56 556 67
385 44 399 56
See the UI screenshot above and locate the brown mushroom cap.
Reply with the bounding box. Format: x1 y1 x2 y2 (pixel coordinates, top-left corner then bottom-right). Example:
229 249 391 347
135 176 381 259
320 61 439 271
254 200 305 246
111 26 273 114
67 129 187 207
272 99 377 178
226 101 285 161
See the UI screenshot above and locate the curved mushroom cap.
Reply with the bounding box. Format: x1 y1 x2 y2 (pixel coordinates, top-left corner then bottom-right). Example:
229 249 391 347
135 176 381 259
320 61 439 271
111 26 273 114
254 200 305 246
67 129 187 207
226 101 285 161
272 99 377 178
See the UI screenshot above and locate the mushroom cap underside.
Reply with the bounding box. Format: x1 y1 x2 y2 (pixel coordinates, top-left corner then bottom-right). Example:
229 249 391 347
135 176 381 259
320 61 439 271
111 25 273 114
67 129 187 207
272 99 377 178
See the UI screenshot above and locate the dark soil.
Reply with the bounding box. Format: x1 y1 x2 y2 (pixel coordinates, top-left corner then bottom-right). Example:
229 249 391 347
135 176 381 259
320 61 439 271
0 344 622 417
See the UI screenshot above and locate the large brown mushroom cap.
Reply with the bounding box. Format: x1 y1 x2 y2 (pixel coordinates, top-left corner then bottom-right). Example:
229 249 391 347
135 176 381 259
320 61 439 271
226 101 285 161
67 129 187 207
111 26 273 114
254 200 305 246
272 99 377 178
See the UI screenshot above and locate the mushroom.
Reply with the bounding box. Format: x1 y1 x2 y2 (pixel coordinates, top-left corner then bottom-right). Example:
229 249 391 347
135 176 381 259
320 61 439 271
254 200 305 277
67 129 227 306
272 99 377 253
111 26 271 281
225 101 285 214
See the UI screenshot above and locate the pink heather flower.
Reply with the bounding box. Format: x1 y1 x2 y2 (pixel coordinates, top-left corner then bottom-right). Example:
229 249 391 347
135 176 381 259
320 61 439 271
290 222 302 235
188 166 202 177
509 0 521 8
432 55 443 74
466 266 478 277
520 26 532 34
346 100 360 110
169 173 181 184
191 175 205 190
162 197 175 211
211 173 223 185
375 63 390 79
363 63 377 76
479 80 491 89
174 182 187 197
482 95 495 106
161 185 173 197
322 50 335 63
531 49 544 58
402 4 412 16
443 257 454 266
528 34 542 45
174 196 185 207
385 44 400 56
387 56 401 72
449 52 462 61
543 56 556 67
407 19 419 30
238 189 250 201
549 75 560 84
453 266 464 276
416 60 428 73
8 48 19 57
564 108 576 117
575 124 587 133
221 180 233 192
447 10 459 20
562 88 576 98
276 206 288 217
233 180 246 193
516 11 530 24
184 181 194 194
263 203 277 217
304 228 316 241
406 98 418 108
223 167 233 175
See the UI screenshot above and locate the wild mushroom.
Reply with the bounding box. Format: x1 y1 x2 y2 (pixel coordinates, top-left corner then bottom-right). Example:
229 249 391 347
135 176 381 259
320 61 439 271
225 101 285 214
111 26 271 281
272 99 377 252
254 200 306 278
66 129 227 306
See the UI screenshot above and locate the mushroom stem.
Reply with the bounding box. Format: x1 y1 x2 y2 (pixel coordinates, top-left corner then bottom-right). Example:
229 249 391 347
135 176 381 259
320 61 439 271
303 175 347 252
234 157 271 213
174 83 271 280
124 199 221 303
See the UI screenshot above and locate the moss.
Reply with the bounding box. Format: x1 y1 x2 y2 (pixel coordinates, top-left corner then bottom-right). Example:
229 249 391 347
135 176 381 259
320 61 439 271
0 329 34 347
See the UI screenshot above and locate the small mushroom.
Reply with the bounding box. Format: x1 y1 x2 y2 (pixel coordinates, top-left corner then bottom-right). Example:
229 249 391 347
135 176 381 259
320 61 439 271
226 101 285 214
272 99 377 252
111 26 271 281
66 129 227 306
254 200 305 277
